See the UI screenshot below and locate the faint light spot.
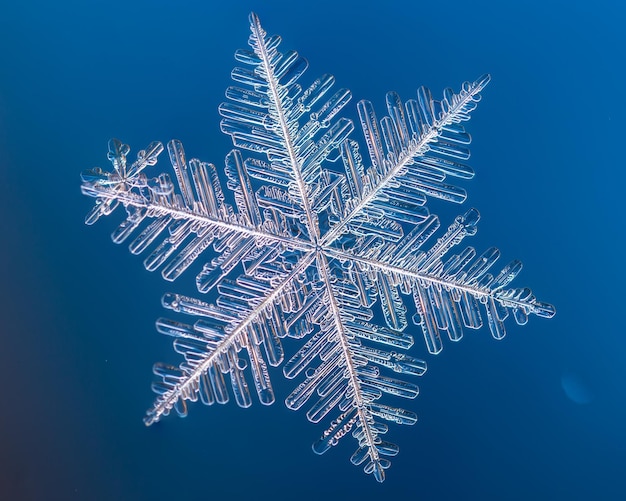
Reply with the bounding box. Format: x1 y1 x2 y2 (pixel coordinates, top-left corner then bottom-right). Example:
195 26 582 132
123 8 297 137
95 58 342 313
561 371 593 405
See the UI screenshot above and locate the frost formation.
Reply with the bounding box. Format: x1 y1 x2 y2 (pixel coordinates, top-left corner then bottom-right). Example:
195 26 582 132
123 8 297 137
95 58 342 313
81 13 555 482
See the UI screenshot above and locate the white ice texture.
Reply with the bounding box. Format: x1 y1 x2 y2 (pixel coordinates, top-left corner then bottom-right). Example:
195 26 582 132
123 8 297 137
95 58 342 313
81 13 555 483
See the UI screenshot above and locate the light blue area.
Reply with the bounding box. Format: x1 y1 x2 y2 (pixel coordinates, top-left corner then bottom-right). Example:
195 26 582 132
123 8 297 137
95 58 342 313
561 371 593 405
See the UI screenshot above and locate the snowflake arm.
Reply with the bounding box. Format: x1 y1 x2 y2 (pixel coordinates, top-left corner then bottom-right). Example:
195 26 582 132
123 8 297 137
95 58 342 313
81 139 315 285
145 251 317 425
220 13 355 243
282 250 426 482
326 208 555 354
321 75 490 246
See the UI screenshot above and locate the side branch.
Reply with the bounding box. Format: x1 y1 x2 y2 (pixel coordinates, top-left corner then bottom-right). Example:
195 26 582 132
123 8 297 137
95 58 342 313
315 251 383 479
82 183 314 252
324 247 555 317
249 13 320 242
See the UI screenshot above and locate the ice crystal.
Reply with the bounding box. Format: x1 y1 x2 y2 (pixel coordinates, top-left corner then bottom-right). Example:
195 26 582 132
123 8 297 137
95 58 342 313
81 13 554 482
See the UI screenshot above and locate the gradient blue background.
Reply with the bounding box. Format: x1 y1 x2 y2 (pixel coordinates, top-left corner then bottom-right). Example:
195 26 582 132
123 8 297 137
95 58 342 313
1 0 624 499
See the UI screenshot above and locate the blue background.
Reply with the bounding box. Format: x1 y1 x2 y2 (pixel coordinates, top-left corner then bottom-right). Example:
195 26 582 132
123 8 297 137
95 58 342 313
1 0 625 499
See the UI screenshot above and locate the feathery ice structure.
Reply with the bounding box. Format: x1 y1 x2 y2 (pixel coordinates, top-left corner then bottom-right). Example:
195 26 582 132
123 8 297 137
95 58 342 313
81 13 555 482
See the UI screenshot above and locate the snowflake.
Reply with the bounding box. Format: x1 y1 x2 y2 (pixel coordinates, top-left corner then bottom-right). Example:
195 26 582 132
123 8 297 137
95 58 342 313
81 13 554 482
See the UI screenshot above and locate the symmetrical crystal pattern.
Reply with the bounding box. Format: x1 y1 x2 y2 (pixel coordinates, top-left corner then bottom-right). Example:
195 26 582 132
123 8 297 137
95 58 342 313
81 13 554 482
